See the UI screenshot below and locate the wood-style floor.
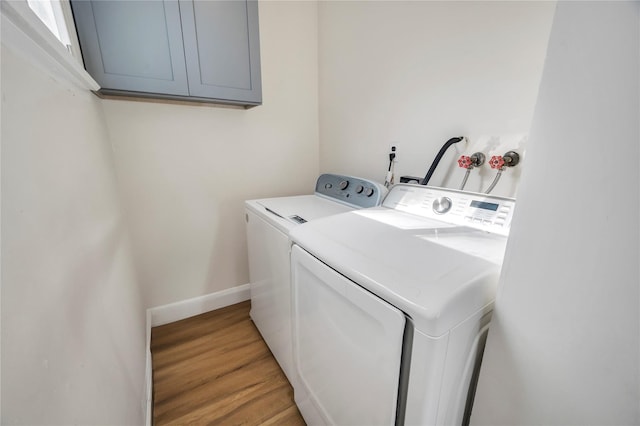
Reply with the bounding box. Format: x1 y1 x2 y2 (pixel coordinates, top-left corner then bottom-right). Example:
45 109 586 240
151 301 306 425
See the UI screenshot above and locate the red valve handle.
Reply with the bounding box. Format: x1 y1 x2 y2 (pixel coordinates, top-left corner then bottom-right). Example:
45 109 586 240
458 155 472 169
489 155 505 169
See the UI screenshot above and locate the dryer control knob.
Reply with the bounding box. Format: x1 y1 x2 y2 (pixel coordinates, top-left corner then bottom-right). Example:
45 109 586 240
433 197 452 214
356 185 364 194
339 180 349 190
365 188 375 197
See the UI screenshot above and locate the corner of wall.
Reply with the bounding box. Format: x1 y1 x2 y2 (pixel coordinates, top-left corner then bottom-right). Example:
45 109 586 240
143 283 252 423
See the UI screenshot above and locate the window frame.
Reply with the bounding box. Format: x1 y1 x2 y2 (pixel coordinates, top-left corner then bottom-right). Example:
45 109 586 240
1 0 99 91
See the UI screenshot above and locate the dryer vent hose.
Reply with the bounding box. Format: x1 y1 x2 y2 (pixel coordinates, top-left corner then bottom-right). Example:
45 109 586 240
421 136 465 185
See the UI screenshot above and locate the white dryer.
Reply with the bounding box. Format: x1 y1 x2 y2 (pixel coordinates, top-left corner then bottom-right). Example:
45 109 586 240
289 184 515 425
245 174 386 386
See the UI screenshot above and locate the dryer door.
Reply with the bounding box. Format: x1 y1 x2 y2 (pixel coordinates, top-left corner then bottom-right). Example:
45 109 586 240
291 244 405 426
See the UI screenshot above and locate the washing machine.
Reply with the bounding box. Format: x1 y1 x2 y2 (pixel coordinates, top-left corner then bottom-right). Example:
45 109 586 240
289 184 515 425
245 174 386 386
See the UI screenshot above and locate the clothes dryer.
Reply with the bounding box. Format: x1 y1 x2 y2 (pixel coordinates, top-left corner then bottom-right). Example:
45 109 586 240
245 174 386 386
289 184 515 425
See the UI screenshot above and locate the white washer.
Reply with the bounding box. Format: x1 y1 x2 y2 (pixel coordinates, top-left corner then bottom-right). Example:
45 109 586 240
289 184 515 425
245 174 386 386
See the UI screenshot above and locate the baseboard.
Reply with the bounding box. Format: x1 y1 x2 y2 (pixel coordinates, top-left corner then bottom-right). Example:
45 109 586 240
144 309 152 426
143 284 251 426
148 283 251 327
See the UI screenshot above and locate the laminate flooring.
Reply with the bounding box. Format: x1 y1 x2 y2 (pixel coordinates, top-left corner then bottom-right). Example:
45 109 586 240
151 301 306 425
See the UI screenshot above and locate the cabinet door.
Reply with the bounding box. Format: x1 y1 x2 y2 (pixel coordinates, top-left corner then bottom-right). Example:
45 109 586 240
179 0 262 104
71 0 189 96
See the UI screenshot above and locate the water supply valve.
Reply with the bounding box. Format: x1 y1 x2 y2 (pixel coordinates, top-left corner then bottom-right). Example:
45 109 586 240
489 155 505 170
457 152 485 190
458 152 485 169
484 150 520 194
489 151 520 170
458 155 472 169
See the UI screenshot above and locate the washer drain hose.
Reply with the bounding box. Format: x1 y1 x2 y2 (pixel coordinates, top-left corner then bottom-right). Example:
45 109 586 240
420 136 465 185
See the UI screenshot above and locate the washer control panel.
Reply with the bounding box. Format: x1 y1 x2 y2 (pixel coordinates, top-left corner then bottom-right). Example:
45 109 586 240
315 174 387 208
382 184 516 235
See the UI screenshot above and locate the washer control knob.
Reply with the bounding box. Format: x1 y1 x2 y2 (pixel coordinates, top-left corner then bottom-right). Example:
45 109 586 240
365 188 375 197
433 197 452 214
325 183 332 189
356 185 364 194
339 180 349 190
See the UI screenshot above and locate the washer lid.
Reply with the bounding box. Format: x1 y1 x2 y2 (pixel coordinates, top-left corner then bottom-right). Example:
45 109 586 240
245 195 354 234
289 208 509 336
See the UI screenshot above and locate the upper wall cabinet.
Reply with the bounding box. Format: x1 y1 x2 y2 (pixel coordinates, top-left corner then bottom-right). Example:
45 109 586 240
71 0 262 107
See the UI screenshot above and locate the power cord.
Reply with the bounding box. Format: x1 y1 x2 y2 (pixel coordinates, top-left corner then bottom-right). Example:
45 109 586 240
384 146 396 188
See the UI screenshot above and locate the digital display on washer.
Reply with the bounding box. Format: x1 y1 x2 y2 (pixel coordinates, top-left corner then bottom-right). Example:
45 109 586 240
470 200 499 211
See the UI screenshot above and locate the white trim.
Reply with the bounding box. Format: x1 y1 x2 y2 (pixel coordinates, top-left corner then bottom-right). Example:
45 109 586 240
58 0 84 64
1 0 99 91
144 309 153 426
143 284 251 424
148 284 251 327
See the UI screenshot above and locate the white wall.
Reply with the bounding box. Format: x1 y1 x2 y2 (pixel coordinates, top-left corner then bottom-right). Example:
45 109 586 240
472 2 639 424
318 1 555 198
102 1 319 309
1 44 146 424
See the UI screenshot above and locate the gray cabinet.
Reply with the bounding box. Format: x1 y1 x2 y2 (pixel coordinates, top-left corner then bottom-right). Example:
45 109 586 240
71 0 262 106
180 0 261 102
